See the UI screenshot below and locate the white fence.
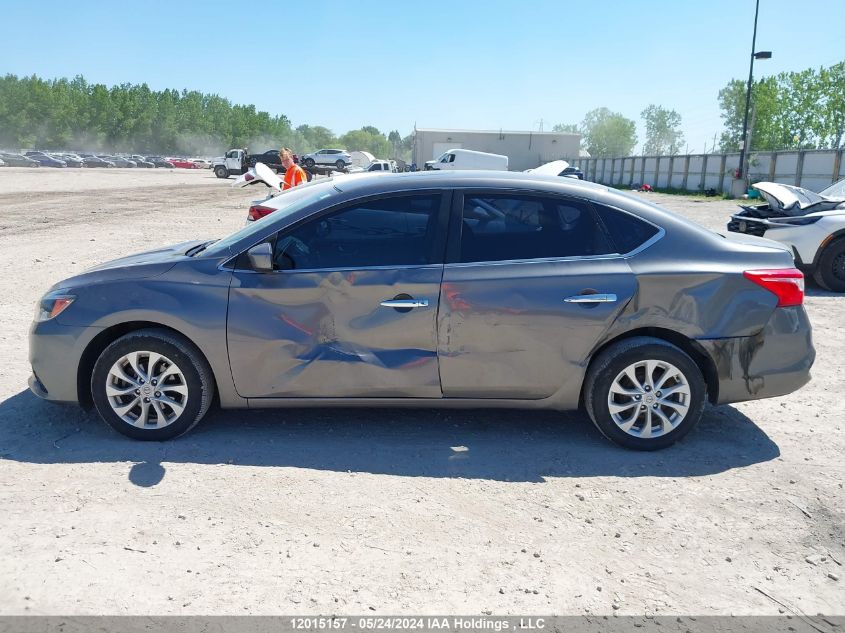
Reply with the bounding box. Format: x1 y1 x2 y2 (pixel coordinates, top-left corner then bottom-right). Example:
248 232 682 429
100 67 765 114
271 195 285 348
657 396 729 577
573 149 845 193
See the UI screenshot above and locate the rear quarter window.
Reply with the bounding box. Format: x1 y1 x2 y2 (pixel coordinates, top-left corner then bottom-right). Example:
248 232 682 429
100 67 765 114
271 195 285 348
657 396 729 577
592 204 660 254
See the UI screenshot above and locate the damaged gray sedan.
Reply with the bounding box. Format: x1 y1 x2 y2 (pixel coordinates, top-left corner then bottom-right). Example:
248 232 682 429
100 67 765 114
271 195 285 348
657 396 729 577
29 172 814 449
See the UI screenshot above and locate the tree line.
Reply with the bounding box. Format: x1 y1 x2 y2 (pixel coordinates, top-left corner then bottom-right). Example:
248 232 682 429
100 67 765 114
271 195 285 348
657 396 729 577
554 60 844 158
0 73 413 159
2 61 842 161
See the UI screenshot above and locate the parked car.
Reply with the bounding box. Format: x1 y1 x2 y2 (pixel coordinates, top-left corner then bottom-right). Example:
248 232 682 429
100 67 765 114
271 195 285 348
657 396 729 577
59 154 85 168
525 160 585 180
728 180 845 292
29 172 814 449
130 155 155 168
25 152 66 167
146 156 175 168
82 156 115 168
190 158 211 169
560 166 585 180
0 152 39 167
167 158 199 169
100 155 136 168
246 149 286 172
301 149 351 170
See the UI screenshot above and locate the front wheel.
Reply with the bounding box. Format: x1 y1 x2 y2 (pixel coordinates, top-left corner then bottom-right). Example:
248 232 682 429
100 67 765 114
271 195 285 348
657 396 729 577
583 337 706 450
812 238 845 292
304 158 315 168
214 165 229 179
91 329 215 440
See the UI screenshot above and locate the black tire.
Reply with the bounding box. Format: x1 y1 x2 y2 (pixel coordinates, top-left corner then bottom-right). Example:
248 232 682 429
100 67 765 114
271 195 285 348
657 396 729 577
583 336 706 450
304 158 315 168
91 328 215 441
335 159 345 170
214 165 229 179
812 238 845 292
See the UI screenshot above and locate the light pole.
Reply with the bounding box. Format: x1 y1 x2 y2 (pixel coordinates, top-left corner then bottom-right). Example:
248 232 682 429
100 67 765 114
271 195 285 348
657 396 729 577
737 0 771 184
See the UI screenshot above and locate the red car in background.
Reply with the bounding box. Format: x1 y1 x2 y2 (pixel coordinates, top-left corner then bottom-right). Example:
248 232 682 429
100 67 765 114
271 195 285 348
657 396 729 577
167 158 200 169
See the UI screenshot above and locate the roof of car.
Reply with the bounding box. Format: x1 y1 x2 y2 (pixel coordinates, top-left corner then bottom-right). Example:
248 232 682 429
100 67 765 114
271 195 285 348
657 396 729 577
332 170 610 196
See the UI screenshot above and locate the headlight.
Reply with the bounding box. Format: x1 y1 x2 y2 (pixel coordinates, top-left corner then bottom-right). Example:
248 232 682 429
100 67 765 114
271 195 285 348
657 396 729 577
36 292 75 322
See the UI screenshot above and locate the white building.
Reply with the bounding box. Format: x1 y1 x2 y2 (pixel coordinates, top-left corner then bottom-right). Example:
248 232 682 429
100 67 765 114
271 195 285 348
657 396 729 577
413 128 582 172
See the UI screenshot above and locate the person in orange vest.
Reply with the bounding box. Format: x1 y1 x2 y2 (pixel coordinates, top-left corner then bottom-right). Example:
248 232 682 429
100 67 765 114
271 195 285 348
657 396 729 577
280 148 307 190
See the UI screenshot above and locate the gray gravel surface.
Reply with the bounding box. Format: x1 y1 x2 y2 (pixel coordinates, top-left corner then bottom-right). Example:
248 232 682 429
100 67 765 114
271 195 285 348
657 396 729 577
0 169 842 616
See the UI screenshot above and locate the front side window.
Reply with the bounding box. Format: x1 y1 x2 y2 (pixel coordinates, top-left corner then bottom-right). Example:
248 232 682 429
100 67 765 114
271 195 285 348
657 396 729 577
458 195 615 263
273 195 443 270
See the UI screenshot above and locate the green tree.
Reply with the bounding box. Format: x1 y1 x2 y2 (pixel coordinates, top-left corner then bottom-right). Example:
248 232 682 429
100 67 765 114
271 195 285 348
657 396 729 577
715 63 845 152
340 127 391 157
641 105 684 155
388 129 401 157
296 125 337 152
816 61 845 149
552 123 580 134
580 108 637 157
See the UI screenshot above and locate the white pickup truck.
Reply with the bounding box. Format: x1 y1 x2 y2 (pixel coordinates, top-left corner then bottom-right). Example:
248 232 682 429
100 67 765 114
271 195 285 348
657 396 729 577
212 149 249 179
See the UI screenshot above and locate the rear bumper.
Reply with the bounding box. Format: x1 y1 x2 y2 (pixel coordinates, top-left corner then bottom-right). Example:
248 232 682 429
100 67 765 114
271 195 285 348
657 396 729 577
698 306 814 405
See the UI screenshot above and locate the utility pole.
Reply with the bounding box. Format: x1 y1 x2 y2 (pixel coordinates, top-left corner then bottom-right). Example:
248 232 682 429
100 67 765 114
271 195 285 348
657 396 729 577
737 0 772 183
746 103 757 177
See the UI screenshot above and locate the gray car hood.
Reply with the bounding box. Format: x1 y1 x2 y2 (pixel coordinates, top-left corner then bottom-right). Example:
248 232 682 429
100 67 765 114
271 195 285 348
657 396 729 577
752 182 845 216
51 239 207 291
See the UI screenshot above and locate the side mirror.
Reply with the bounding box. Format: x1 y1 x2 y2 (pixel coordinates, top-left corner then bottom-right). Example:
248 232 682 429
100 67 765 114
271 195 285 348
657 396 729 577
246 242 273 272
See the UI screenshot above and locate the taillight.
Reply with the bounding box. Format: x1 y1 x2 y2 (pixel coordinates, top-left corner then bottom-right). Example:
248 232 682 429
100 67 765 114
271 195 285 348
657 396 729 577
743 268 804 307
247 205 274 222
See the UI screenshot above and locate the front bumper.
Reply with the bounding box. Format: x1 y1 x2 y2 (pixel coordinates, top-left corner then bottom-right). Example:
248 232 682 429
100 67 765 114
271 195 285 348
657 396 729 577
698 306 814 405
29 318 103 404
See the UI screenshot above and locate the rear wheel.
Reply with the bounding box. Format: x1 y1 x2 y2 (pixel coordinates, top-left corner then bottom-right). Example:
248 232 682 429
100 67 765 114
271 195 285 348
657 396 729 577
335 159 345 170
812 238 845 292
91 329 215 441
214 165 229 179
584 337 706 450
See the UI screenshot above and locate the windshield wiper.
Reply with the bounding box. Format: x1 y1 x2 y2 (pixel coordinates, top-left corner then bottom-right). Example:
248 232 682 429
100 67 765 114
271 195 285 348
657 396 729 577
186 240 217 257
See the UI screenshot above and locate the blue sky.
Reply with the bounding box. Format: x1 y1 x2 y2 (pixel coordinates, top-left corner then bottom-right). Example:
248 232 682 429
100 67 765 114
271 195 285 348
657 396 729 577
1 0 842 153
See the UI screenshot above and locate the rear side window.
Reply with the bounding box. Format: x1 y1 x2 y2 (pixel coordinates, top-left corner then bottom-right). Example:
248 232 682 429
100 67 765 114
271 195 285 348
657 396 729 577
592 204 660 254
458 195 615 263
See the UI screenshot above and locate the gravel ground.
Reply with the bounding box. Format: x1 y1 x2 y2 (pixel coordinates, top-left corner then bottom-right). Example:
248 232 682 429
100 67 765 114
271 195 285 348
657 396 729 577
0 168 842 616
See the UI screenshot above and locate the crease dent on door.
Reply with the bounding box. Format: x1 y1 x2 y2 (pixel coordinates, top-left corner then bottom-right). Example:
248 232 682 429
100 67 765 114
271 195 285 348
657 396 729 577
228 266 443 398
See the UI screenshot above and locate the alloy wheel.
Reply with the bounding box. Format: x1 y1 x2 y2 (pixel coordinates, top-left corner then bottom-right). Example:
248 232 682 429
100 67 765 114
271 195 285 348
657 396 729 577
105 351 189 428
607 360 691 438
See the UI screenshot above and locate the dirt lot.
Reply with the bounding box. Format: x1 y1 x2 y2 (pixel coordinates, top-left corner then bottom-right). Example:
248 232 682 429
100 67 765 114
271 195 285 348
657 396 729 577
0 167 842 616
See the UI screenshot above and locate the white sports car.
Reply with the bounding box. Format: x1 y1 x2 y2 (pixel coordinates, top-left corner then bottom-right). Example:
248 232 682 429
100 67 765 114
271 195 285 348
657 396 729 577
728 180 845 292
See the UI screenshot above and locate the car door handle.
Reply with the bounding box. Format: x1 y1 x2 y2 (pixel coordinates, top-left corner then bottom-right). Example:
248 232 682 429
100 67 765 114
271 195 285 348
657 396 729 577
380 298 429 309
564 293 617 303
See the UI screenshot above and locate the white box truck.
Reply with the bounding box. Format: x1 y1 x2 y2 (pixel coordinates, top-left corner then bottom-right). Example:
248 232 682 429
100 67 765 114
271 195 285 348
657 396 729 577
424 149 508 171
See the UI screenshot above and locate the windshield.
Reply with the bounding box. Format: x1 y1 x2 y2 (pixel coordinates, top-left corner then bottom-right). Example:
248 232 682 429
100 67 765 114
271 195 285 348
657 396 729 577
820 178 845 199
202 181 337 257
